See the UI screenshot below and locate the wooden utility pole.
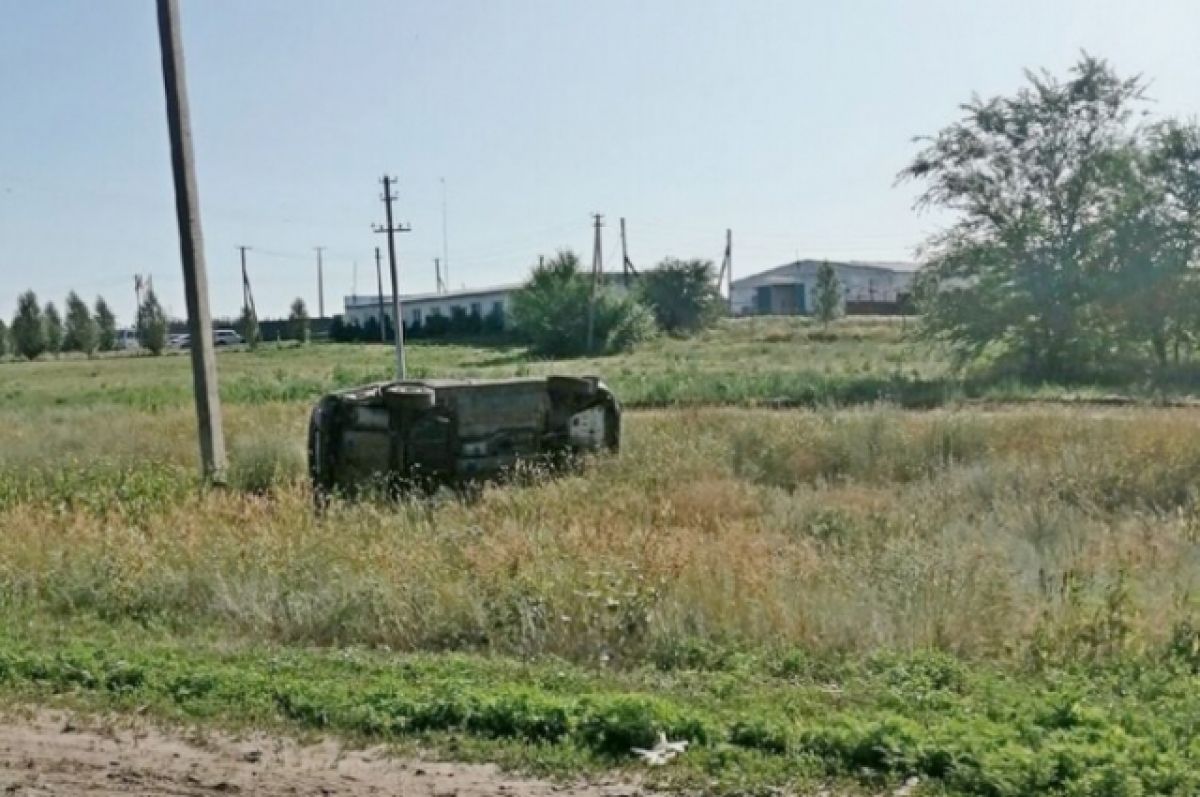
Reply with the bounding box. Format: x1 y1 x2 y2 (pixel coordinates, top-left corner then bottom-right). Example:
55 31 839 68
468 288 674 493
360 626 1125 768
314 246 326 318
372 175 411 378
717 228 733 313
586 213 604 352
374 246 386 342
156 0 226 482
238 246 257 328
619 217 638 287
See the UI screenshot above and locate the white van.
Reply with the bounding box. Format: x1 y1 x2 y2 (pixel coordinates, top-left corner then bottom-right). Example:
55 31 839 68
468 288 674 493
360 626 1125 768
213 329 244 346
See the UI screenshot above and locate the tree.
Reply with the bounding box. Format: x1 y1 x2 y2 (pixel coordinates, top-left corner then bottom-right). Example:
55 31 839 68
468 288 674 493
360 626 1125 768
637 258 724 335
43 301 63 356
288 297 311 343
511 250 655 356
0 319 8 359
63 291 98 356
95 297 117 352
238 305 261 350
813 261 842 327
1101 121 1200 364
136 288 168 355
900 55 1147 376
10 291 46 360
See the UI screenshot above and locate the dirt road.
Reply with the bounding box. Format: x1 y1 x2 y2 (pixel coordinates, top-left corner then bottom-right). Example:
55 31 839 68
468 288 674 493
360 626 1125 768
0 710 647 797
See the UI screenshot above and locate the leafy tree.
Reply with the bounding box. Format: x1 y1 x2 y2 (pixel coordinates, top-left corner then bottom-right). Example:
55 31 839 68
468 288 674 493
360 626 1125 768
901 55 1146 376
511 250 655 356
43 301 63 356
288 297 311 343
238 305 261 350
1101 121 1200 364
63 291 98 355
94 297 117 352
637 258 723 335
10 291 46 360
0 319 8 359
813 261 842 327
136 288 168 355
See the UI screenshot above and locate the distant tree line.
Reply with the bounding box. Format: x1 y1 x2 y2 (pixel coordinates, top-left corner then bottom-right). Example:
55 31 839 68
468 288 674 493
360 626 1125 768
3 290 118 360
904 55 1200 378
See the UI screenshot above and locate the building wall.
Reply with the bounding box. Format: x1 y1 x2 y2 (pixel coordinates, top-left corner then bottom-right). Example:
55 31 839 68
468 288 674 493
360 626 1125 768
344 289 513 329
731 262 915 316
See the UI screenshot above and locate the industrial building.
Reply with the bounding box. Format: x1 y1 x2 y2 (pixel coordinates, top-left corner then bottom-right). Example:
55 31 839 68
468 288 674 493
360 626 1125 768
730 260 915 316
342 284 521 331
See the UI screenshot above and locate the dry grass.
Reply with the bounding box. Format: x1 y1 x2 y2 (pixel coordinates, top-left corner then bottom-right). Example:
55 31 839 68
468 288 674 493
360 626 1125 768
3 402 1200 665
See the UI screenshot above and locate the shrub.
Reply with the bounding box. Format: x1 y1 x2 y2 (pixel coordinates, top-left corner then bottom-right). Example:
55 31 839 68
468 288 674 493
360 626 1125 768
638 258 723 335
512 250 655 356
0 318 8 359
288 298 311 343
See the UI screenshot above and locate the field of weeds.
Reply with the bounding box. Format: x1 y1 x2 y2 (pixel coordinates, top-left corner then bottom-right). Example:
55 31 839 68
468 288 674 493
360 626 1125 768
5 328 1200 794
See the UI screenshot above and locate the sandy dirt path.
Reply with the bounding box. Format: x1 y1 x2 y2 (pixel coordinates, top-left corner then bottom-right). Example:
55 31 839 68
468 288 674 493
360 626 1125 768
0 710 649 797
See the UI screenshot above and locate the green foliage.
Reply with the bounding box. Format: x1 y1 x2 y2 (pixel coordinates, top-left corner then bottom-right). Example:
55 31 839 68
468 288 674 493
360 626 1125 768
511 250 655 356
42 301 63 355
136 289 168 355
10 291 46 360
637 258 723 335
238 305 261 350
63 291 98 356
813 261 842 326
287 297 310 343
2 625 1200 797
902 55 1200 377
0 318 8 359
94 297 117 352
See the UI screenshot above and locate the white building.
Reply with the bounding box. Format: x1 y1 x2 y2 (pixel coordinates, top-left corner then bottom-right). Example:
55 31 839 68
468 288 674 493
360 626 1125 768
731 260 916 316
343 284 522 330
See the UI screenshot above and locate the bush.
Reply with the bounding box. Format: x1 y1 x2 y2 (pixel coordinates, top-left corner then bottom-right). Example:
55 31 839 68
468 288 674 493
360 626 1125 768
511 250 656 356
638 258 723 335
288 298 311 343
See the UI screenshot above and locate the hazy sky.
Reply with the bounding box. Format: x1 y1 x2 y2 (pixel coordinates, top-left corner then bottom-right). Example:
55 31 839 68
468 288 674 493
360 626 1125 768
3 1 1199 323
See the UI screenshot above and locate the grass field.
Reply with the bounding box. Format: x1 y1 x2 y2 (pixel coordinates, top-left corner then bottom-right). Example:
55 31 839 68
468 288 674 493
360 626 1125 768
4 320 1200 794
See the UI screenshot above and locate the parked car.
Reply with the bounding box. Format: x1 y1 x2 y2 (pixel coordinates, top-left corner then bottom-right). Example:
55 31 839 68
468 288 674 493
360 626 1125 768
168 333 190 350
308 375 620 500
213 329 244 346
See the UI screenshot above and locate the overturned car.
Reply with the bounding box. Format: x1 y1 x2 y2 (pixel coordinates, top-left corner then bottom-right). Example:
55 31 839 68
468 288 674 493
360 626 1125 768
308 376 620 499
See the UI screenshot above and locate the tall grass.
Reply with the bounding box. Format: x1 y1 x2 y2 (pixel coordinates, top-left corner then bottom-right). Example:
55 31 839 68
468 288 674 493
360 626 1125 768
3 404 1200 665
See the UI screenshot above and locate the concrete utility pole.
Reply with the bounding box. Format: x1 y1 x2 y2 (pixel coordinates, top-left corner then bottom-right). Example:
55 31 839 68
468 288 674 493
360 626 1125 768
372 175 411 379
374 246 386 343
435 257 445 294
314 246 326 318
440 177 449 292
586 213 604 353
156 0 226 483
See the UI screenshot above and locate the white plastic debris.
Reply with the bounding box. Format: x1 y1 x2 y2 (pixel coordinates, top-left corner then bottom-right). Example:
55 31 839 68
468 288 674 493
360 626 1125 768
631 731 689 766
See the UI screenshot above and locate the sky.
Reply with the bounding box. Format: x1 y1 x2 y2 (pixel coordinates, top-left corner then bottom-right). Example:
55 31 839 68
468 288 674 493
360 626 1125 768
2 1 1199 325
